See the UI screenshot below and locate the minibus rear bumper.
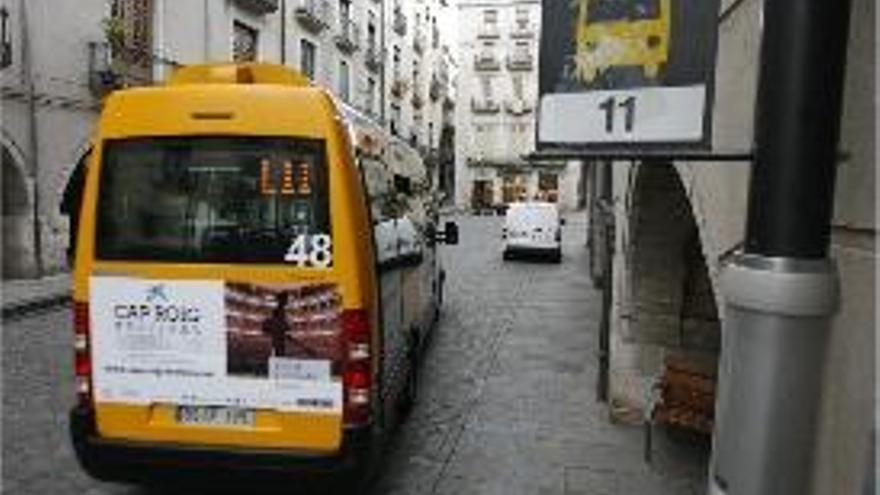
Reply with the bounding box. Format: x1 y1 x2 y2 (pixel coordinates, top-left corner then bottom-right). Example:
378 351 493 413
69 405 372 486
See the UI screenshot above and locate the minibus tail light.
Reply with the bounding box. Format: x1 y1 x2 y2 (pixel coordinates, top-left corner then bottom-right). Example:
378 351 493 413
73 302 92 404
342 309 371 426
342 309 369 342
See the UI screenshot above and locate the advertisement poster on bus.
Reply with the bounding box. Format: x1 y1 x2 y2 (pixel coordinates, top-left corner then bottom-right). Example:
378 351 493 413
538 0 722 147
90 277 344 413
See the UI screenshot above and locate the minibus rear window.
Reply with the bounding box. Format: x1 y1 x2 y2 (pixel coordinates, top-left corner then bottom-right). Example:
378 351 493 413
95 136 331 264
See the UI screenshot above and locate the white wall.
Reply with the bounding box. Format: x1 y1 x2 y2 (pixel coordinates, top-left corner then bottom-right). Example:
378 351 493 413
1 0 106 276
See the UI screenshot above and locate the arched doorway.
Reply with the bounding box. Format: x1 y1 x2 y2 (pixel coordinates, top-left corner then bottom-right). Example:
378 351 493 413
612 163 720 436
2 144 32 279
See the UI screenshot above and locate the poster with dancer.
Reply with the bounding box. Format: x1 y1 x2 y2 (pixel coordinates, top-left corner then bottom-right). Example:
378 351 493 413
90 277 343 413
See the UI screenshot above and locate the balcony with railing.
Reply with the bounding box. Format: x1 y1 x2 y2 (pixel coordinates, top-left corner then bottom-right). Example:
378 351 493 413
393 6 407 36
477 24 500 39
429 74 443 101
334 17 360 53
510 22 535 39
391 75 408 98
438 59 450 84
295 0 331 34
412 90 425 110
507 50 533 71
88 40 154 97
471 97 501 114
233 0 279 15
365 45 383 73
474 52 501 71
505 98 533 116
443 94 455 111
413 28 426 55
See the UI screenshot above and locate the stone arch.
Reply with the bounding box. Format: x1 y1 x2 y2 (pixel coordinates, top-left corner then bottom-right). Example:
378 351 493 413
2 141 34 279
627 163 720 350
612 162 720 425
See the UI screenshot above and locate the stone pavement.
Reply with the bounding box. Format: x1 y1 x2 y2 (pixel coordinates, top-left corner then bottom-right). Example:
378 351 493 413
372 213 709 495
1 273 71 317
0 213 709 494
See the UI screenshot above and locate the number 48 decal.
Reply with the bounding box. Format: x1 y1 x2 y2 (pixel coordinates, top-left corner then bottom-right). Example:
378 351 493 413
285 234 333 268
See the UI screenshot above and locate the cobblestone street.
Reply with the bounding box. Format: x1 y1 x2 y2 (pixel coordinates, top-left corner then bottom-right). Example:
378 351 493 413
3 213 708 494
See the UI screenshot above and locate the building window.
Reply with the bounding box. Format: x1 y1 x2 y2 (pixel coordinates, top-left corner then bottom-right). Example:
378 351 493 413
339 60 350 101
512 74 524 99
300 39 316 79
391 104 401 135
480 76 493 99
106 0 154 83
0 7 11 69
367 11 377 51
367 77 376 114
233 21 259 62
483 9 497 25
515 7 529 27
339 0 351 21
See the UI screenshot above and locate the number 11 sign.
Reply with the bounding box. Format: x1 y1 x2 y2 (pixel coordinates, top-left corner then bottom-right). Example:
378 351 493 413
538 0 721 148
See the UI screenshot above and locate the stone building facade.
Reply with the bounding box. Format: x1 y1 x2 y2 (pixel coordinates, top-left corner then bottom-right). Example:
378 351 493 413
1 0 457 280
2 0 106 279
454 0 582 212
588 0 875 492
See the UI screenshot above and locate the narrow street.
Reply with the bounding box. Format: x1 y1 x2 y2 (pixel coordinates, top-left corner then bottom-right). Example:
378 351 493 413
2 213 707 494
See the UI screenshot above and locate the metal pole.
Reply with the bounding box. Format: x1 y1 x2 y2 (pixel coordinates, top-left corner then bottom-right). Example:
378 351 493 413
596 161 612 402
708 0 852 493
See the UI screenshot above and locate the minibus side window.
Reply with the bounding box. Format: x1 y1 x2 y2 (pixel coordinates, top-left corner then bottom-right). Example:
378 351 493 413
60 150 90 265
95 136 330 265
360 155 399 267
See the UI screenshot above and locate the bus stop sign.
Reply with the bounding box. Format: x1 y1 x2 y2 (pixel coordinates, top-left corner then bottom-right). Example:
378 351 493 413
538 0 722 148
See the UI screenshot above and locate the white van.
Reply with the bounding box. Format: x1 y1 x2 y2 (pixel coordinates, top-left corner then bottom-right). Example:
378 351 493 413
502 202 563 262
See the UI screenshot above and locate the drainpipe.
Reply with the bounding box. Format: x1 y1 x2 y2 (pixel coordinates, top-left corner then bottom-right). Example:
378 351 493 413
203 0 210 61
20 0 42 277
708 0 852 494
379 0 386 123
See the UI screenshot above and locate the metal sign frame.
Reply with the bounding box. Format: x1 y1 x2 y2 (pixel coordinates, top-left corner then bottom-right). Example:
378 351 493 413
537 0 723 150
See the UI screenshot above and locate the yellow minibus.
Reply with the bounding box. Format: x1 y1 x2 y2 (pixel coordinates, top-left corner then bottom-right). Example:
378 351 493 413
67 63 458 488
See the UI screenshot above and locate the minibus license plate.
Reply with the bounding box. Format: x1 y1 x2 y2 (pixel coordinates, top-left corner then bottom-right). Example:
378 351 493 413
176 406 255 427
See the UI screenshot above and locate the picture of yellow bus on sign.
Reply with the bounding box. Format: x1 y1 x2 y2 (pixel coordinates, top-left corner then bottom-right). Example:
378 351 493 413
538 0 721 147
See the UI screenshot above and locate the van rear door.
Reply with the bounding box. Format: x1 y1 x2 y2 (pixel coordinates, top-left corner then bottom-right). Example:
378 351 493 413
506 204 559 249
88 135 347 451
